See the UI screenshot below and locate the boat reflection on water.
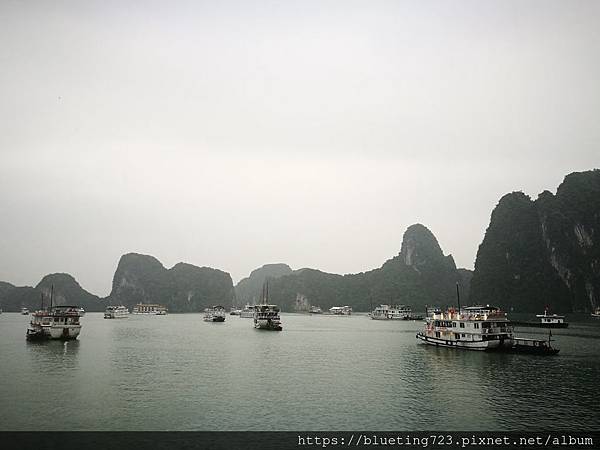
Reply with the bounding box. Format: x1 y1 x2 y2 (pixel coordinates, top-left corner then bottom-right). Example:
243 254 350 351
26 339 81 366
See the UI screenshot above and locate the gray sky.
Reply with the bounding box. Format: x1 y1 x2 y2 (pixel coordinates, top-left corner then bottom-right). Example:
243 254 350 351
1 0 599 296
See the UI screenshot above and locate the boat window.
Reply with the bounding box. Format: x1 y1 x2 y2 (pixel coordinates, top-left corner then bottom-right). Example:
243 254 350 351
474 323 480 329
461 334 466 338
452 322 456 328
482 322 490 328
459 323 465 328
454 333 460 339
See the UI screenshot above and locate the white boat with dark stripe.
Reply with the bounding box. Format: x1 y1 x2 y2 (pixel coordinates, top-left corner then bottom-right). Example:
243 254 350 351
416 305 514 351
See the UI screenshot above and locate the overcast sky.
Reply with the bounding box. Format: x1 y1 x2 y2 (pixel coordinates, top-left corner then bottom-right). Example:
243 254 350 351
1 0 598 296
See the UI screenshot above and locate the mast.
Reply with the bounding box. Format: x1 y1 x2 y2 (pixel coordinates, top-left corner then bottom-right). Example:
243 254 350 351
40 292 44 311
456 282 461 318
50 284 54 309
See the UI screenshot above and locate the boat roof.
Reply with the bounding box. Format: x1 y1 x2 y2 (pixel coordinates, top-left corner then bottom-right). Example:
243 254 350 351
462 305 499 311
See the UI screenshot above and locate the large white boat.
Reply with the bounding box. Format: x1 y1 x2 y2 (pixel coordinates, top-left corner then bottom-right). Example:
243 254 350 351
416 305 514 351
204 305 226 322
329 306 352 315
371 304 412 320
26 305 84 341
239 304 256 318
104 305 129 319
132 303 168 315
253 283 282 331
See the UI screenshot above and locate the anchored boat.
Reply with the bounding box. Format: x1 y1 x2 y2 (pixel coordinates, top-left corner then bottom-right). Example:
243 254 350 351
417 304 514 351
104 305 129 319
253 282 282 331
371 304 412 320
26 287 83 341
239 304 256 318
132 303 168 315
329 306 352 315
204 305 226 322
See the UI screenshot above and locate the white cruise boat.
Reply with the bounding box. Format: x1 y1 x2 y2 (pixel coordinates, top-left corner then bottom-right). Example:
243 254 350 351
536 309 568 328
329 306 352 315
416 305 514 351
26 305 84 341
104 305 129 319
132 303 168 315
253 282 282 331
204 305 226 322
371 304 412 320
239 304 256 318
309 306 323 314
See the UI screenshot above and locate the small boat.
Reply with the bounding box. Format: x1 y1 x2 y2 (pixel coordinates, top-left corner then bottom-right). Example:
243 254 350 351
104 305 129 319
309 306 322 314
132 303 168 315
535 309 568 328
239 304 256 318
591 307 600 318
204 305 226 322
329 306 352 315
21 306 29 315
253 282 282 331
511 308 569 328
229 307 242 315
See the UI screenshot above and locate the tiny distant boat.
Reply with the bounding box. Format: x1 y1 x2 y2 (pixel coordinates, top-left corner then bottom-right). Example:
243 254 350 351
309 306 322 314
104 305 129 319
239 304 256 318
21 306 29 315
77 307 85 316
132 303 168 315
511 308 568 328
535 309 568 328
229 307 242 315
371 304 412 320
591 307 600 318
253 282 282 331
329 306 352 315
204 305 226 322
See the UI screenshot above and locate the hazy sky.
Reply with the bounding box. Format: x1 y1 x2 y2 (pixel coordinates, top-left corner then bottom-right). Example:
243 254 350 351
1 0 599 296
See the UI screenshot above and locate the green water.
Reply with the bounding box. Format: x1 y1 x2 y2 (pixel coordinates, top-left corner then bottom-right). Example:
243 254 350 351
0 313 598 431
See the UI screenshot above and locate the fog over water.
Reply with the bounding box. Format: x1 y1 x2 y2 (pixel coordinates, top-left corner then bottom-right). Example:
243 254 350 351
1 1 599 296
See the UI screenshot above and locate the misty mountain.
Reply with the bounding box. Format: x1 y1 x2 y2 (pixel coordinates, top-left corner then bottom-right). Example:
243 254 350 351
0 273 105 312
106 253 235 312
470 169 600 313
241 224 471 312
235 263 293 304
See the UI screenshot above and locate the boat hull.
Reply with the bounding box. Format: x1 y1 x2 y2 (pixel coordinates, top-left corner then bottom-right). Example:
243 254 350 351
416 332 513 351
26 325 81 341
254 319 282 331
